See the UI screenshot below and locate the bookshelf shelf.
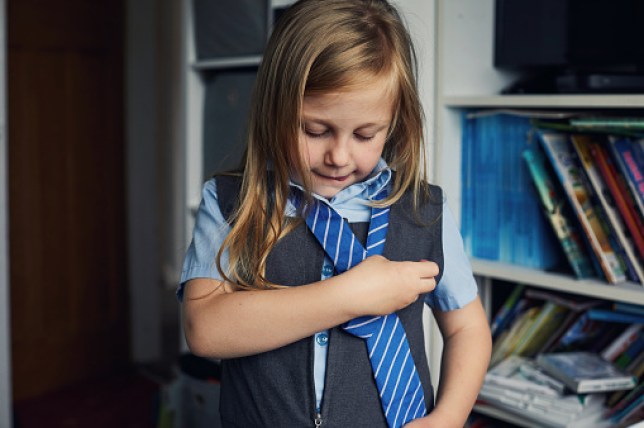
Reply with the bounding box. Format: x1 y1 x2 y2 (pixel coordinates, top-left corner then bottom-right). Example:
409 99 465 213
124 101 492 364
472 259 644 305
191 56 263 71
443 94 644 109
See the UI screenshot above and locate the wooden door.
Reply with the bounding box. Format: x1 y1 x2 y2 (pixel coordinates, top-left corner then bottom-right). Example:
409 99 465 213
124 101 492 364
8 0 129 401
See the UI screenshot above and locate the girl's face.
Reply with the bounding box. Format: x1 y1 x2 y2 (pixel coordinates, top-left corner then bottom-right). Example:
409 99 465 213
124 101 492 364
297 78 394 199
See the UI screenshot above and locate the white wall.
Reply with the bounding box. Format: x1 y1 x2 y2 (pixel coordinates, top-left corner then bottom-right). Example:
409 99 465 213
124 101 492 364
395 0 442 388
0 0 12 424
126 0 185 363
395 0 437 179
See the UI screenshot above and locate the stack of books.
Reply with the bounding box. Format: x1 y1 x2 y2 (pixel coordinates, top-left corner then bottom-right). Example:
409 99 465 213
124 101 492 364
480 286 644 427
478 355 611 428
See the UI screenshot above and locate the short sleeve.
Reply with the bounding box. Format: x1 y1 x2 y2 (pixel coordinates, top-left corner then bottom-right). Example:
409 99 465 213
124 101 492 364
424 199 478 311
177 178 231 301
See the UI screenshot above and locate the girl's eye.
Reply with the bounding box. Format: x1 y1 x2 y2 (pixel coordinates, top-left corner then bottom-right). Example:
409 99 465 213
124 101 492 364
354 133 374 142
305 128 329 138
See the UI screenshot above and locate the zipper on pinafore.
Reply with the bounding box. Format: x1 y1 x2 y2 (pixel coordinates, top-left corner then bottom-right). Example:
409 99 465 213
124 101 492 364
314 412 323 427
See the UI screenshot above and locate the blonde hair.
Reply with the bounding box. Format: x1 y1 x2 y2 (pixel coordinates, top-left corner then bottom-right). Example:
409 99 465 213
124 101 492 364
218 0 428 289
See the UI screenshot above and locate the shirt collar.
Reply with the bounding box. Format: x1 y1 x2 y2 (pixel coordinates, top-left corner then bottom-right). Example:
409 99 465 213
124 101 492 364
288 158 392 206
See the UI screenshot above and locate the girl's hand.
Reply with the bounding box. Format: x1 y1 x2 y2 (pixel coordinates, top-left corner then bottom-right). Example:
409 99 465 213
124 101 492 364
403 411 461 428
339 255 439 317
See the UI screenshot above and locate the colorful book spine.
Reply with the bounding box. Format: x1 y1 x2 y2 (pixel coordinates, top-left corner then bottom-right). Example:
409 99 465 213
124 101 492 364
512 301 570 358
570 134 644 284
522 147 596 279
570 117 644 131
606 383 644 423
490 284 525 340
601 323 643 361
607 136 644 221
590 141 644 260
613 332 644 369
490 306 540 366
538 131 626 284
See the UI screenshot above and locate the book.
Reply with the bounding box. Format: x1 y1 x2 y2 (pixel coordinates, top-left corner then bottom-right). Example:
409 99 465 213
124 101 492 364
536 351 637 394
613 301 644 317
490 306 540 366
551 311 611 352
474 400 611 428
523 289 604 354
570 134 644 284
480 355 610 427
614 331 644 370
461 112 561 270
607 352 644 408
607 136 644 222
538 131 627 284
518 359 567 395
522 147 596 279
485 355 562 397
523 288 603 311
590 141 644 264
570 116 644 131
489 284 525 340
610 396 644 426
605 382 644 424
587 308 644 324
600 323 643 362
511 301 570 358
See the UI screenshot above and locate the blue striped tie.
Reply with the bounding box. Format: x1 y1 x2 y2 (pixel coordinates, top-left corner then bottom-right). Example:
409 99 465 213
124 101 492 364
305 189 427 428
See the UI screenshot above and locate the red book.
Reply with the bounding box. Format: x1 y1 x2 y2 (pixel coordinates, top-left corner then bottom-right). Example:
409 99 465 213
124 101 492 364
590 142 644 259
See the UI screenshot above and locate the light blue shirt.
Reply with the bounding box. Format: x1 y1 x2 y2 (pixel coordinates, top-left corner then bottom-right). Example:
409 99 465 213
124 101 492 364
178 159 478 411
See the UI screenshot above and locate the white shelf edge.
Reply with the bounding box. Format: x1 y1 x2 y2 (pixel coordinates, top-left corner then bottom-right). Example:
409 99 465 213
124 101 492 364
442 94 644 108
191 55 262 70
472 259 644 305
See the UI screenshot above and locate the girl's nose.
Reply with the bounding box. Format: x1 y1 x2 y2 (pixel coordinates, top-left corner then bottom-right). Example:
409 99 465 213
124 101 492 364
324 137 350 167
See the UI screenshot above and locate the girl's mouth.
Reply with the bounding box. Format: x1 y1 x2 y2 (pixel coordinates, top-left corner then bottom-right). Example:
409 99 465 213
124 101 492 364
315 172 350 182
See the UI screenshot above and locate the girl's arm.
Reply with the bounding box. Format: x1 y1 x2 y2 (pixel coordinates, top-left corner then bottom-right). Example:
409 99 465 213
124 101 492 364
182 255 439 359
405 297 492 428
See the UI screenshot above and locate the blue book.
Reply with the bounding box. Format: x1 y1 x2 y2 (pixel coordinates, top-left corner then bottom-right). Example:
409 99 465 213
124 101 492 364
490 284 526 340
460 111 474 255
587 308 644 324
461 111 560 269
613 302 644 316
607 136 644 221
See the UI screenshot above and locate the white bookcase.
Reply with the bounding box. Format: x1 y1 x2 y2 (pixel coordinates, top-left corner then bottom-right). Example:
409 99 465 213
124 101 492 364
178 1 644 425
434 0 644 426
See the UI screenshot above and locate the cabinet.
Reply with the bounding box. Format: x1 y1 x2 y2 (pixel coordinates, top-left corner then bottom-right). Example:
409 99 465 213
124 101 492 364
434 0 644 426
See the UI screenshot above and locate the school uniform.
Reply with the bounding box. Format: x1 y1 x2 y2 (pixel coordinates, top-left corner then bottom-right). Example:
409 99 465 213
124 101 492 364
178 160 478 427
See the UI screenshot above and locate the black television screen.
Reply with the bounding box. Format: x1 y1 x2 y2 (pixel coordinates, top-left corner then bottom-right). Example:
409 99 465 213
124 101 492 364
494 0 644 73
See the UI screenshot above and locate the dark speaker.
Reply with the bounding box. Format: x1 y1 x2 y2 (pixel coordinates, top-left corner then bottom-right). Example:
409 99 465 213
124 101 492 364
192 0 268 59
202 69 257 177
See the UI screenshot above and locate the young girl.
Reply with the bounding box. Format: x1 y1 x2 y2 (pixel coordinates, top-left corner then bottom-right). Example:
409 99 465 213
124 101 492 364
179 0 491 426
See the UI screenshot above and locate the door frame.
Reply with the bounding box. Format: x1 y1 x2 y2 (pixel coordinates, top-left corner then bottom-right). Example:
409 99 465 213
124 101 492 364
0 0 13 424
